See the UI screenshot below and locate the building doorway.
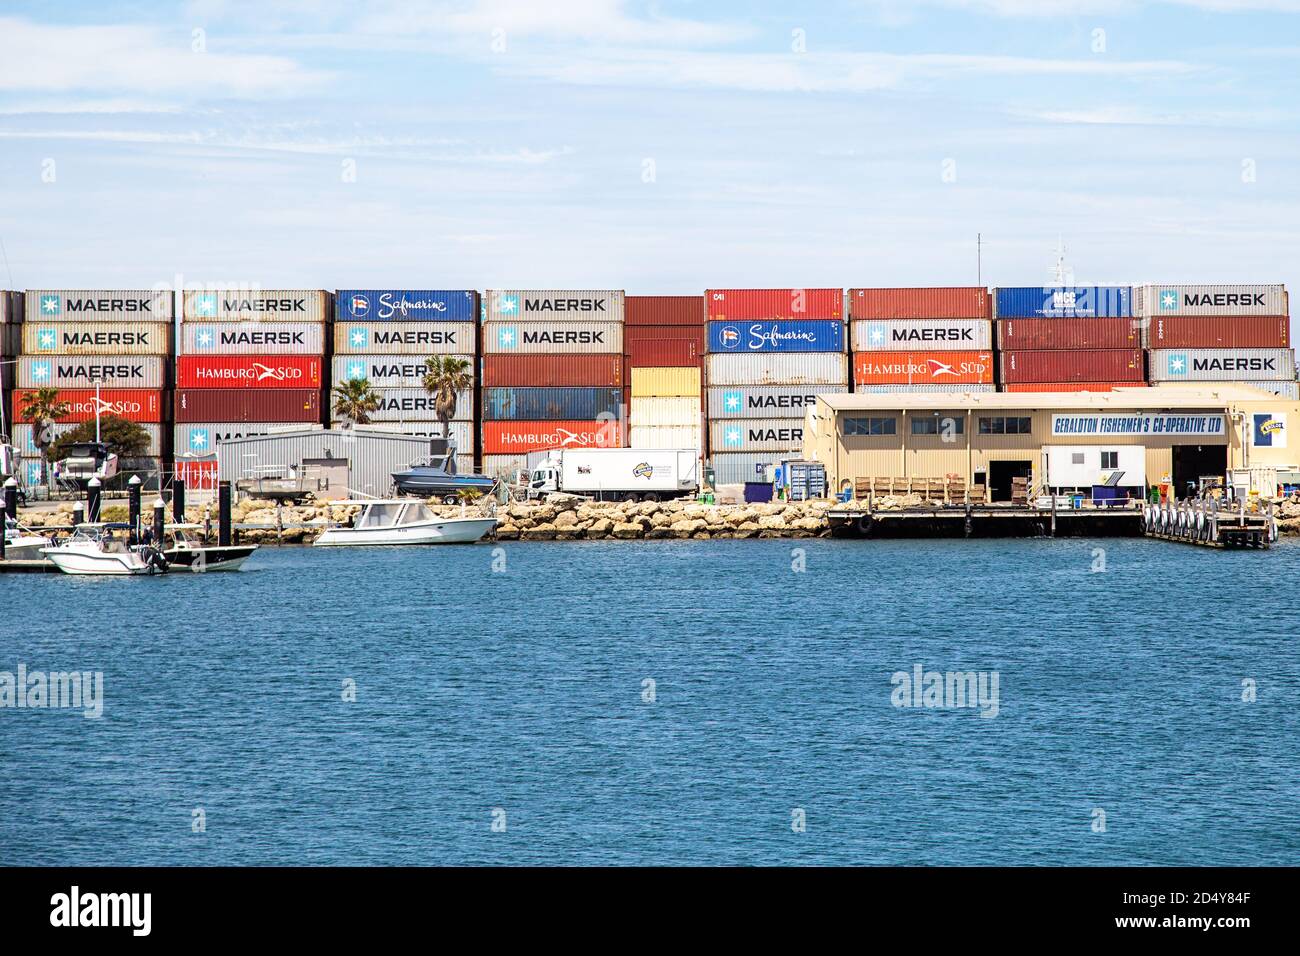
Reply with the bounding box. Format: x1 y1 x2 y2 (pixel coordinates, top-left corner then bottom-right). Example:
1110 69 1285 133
1171 444 1227 500
988 459 1034 502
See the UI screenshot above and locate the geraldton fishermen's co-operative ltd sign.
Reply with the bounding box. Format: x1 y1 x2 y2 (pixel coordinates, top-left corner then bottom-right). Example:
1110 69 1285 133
1051 414 1226 437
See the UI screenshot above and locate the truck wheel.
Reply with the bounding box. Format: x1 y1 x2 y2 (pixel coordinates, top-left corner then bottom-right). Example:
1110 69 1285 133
623 493 639 503
643 493 660 502
443 495 458 505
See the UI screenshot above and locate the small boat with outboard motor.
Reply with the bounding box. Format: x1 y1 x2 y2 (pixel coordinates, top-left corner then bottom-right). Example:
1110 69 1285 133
40 523 170 576
160 524 259 572
313 498 497 546
4 514 53 561
391 450 495 502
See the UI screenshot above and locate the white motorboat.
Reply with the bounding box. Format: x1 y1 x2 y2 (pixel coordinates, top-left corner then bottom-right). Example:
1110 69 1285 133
4 515 53 561
161 524 258 572
313 499 497 547
40 523 169 576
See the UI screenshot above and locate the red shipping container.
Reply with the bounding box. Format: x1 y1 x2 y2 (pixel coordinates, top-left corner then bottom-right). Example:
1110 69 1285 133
482 354 623 387
1001 382 1147 393
482 420 624 454
705 288 842 321
1000 349 1144 384
173 456 218 492
1144 315 1289 349
853 351 993 386
624 323 705 345
997 318 1139 350
174 388 322 423
850 287 990 320
12 388 163 424
176 354 321 389
626 295 703 325
626 339 700 367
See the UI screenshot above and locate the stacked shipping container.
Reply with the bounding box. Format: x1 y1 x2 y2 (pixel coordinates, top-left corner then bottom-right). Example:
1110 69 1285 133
480 290 626 477
175 289 328 458
625 296 704 451
849 288 994 392
705 289 847 485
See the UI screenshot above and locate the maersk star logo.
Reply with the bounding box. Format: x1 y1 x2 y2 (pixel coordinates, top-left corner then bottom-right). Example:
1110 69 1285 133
193 294 218 317
722 390 743 412
1159 289 1179 311
26 463 41 484
37 328 57 350
40 295 61 315
189 429 209 450
724 426 743 446
347 362 365 380
1167 353 1188 376
497 295 519 315
497 326 517 348
194 327 215 349
349 327 368 348
867 322 887 346
31 360 51 382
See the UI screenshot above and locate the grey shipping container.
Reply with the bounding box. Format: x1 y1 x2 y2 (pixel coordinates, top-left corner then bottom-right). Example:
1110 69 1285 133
705 352 849 387
14 422 163 457
26 289 174 322
180 321 325 355
484 290 625 324
706 384 847 419
326 421 474 458
333 354 476 389
850 318 992 352
183 288 330 322
1148 348 1295 382
175 422 320 456
16 354 167 389
363 388 475 422
333 321 476 356
22 321 172 356
215 428 441 495
710 417 805 453
1134 284 1287 317
482 320 623 355
709 452 782 485
0 291 23 324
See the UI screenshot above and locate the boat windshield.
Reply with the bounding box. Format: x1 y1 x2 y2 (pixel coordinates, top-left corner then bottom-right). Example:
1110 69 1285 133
398 503 433 525
356 502 404 529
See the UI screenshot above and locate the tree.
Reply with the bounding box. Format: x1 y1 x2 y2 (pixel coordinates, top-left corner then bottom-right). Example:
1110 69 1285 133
421 356 473 446
332 377 381 426
48 414 151 462
18 387 71 492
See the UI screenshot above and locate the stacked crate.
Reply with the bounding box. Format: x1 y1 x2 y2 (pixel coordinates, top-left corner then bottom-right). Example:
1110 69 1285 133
994 286 1144 391
1138 284 1296 398
704 288 847 485
480 290 626 478
13 289 172 486
333 289 479 474
625 295 704 451
0 292 20 434
175 289 329 458
849 288 994 393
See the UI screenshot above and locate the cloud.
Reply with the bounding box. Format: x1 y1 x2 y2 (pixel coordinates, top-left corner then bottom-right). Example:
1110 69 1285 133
1019 105 1288 126
857 0 1300 16
0 17 330 97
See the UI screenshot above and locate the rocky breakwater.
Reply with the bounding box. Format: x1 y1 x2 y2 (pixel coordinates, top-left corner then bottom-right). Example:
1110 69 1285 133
493 496 833 540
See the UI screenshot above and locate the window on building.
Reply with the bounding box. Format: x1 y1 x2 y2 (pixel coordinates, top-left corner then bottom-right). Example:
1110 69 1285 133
911 416 964 436
844 417 897 437
978 416 1032 435
1071 452 1085 465
1101 451 1119 469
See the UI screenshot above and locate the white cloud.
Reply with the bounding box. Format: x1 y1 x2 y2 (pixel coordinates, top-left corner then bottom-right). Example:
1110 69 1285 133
1020 105 1288 126
857 0 1300 16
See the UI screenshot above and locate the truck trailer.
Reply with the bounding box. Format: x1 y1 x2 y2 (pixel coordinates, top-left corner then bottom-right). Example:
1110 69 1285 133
524 447 699 501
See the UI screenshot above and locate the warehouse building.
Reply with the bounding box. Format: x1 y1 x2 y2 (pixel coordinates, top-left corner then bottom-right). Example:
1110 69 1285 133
802 385 1299 500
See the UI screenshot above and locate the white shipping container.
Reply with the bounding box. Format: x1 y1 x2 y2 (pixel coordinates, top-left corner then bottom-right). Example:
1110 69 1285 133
333 354 477 389
16 354 167 389
1148 348 1295 382
482 321 623 355
175 423 317 456
22 321 172 356
333 321 476 356
1249 381 1300 399
630 396 700 428
709 452 781 485
356 388 475 423
1134 284 1287 317
482 454 530 479
629 425 702 450
14 423 163 457
706 384 847 419
183 289 329 322
855 384 997 393
180 321 325 355
710 417 805 453
850 318 993 352
0 291 22 324
26 289 174 322
484 289 624 323
705 352 849 387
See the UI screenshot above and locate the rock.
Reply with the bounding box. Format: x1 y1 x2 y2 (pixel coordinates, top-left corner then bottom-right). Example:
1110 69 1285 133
611 522 643 539
521 523 557 539
757 514 786 529
588 517 613 534
670 518 705 535
554 511 578 528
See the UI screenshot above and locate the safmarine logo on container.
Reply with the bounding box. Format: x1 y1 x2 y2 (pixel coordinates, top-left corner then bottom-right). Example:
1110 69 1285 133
347 327 369 349
40 295 61 316
496 326 518 349
721 390 744 413
192 327 217 349
192 294 218 317
719 326 741 349
1159 289 1180 311
349 294 371 317
1166 353 1188 376
188 428 211 451
36 328 57 350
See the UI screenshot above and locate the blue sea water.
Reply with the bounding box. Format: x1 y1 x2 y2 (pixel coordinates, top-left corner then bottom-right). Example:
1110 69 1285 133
1 537 1297 866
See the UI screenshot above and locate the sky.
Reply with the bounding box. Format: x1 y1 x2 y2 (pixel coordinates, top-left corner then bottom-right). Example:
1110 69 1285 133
0 0 1298 311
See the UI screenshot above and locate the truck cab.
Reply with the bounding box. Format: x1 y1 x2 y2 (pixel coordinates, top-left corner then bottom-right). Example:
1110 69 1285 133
528 464 560 498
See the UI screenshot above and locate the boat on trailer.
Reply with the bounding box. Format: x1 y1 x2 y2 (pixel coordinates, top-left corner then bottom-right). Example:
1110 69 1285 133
313 499 496 547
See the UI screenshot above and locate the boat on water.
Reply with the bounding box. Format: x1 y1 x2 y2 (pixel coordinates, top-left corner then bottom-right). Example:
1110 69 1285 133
4 515 53 561
313 499 496 546
40 523 170 576
161 524 258 572
391 451 495 502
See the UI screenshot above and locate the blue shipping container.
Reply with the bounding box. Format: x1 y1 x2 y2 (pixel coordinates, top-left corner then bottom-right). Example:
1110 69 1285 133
335 289 479 322
993 287 1131 318
706 320 844 353
483 387 625 421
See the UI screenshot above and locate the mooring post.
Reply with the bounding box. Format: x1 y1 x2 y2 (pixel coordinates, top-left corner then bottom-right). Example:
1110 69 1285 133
172 477 186 524
218 481 232 547
127 475 142 545
87 477 102 524
72 501 85 528
2 477 17 520
1050 492 1057 537
152 497 166 546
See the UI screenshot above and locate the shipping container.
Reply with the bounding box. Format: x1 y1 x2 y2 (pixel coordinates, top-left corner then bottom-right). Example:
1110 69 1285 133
482 454 530 479
1142 315 1289 349
629 425 702 449
706 384 847 419
706 319 844 353
996 317 1139 350
14 422 162 457
1000 349 1143 384
181 321 325 355
626 338 701 367
174 388 322 424
705 352 849 387
483 320 623 355
332 354 476 390
993 286 1131 318
22 321 171 355
333 321 476 356
175 422 319 455
13 388 163 423
1 323 19 358
1244 381 1299 399
482 354 623 387
625 295 704 326
853 351 994 386
176 354 321 390
363 388 474 422
15 354 167 389
1001 382 1145 393
335 289 478 323
853 384 997 393
333 421 473 454
709 452 782 485
629 397 700 428
705 289 842 321
26 289 174 322
709 418 805 453
183 288 330 322
849 287 989 320
1134 283 1286 317
0 291 23 324
483 387 623 421
484 290 624 324
851 318 992 352
1148 348 1295 383
481 420 624 455
630 366 701 397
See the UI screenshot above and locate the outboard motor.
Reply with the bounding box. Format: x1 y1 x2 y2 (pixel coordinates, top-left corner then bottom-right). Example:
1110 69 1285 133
143 546 169 574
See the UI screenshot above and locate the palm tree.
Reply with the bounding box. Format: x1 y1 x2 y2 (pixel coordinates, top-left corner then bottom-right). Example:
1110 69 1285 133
19 387 71 493
422 356 473 445
331 377 381 427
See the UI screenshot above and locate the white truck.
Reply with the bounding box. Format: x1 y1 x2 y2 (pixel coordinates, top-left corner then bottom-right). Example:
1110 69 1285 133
524 448 699 501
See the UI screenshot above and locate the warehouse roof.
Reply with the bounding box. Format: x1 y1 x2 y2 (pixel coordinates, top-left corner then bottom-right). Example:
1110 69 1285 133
815 384 1295 412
